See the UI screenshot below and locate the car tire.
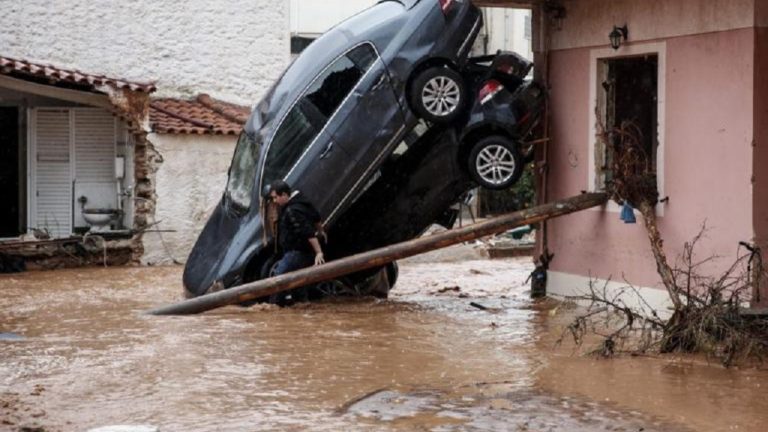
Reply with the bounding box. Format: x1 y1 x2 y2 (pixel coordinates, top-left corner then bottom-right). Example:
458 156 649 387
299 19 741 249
258 255 295 306
237 254 278 307
385 261 399 287
410 66 466 124
467 136 524 190
313 277 355 299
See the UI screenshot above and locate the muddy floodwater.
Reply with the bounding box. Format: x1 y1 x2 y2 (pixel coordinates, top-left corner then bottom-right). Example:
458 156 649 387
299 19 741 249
2 253 768 431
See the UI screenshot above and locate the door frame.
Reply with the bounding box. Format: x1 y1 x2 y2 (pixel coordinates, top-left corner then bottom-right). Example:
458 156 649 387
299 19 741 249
0 106 22 239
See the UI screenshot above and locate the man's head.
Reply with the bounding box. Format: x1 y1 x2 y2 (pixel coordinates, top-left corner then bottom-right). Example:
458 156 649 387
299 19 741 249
267 180 292 207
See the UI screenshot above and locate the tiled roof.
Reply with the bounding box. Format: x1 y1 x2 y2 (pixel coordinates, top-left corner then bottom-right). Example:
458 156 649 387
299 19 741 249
0 55 156 93
150 94 250 135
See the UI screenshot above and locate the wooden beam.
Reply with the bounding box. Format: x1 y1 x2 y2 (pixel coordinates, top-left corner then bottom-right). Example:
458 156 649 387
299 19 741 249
473 0 543 8
146 192 608 316
0 74 112 109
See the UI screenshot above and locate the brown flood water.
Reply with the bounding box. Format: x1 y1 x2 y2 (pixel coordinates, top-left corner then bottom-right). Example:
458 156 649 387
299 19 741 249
1 257 767 431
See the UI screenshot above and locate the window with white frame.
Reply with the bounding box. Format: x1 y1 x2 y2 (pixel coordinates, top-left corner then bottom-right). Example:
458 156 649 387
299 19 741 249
588 43 666 209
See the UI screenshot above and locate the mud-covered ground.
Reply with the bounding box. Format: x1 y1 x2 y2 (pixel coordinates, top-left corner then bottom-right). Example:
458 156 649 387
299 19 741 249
1 245 767 431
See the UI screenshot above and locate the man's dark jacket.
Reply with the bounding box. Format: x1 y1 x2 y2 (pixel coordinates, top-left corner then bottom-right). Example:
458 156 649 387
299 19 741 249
277 192 322 254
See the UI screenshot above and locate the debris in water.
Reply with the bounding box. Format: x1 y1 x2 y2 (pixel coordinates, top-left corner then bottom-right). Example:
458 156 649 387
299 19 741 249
437 286 461 294
87 426 159 432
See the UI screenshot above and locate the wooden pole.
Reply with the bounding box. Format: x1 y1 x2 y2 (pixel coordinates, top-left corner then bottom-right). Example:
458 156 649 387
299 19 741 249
146 192 608 315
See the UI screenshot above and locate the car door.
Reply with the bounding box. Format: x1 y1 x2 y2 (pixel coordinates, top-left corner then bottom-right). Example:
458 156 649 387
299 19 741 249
323 43 406 217
260 95 356 220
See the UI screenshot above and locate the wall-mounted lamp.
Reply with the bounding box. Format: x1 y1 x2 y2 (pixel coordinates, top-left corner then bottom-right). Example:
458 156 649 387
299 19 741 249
609 25 628 50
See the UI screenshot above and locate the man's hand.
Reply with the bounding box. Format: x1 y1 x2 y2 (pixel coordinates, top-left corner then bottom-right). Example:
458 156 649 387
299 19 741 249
309 237 324 265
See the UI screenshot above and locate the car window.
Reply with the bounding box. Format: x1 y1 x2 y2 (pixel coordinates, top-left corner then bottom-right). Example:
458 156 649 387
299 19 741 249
226 131 260 210
347 44 376 72
304 44 376 117
262 43 379 187
262 98 325 186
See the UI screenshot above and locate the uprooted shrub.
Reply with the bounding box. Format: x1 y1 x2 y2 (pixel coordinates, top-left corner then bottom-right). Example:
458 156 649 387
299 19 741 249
558 119 768 367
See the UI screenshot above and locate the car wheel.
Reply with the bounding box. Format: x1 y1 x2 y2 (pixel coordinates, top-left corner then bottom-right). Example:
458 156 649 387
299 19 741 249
237 254 279 306
467 136 524 190
258 255 295 306
410 66 466 123
385 261 399 287
313 277 356 299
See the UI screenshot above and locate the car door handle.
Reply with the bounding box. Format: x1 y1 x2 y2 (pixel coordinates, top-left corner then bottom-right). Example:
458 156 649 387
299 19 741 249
319 140 334 159
371 73 387 92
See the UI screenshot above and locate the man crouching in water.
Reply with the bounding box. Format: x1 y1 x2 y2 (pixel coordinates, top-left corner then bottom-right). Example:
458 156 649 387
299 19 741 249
266 180 326 305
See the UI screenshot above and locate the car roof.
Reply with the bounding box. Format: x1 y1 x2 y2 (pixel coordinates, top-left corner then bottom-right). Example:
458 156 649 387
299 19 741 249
383 0 421 9
246 1 406 134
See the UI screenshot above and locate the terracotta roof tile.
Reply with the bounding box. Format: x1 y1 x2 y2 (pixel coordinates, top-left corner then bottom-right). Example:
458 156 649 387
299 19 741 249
150 94 250 135
0 55 156 93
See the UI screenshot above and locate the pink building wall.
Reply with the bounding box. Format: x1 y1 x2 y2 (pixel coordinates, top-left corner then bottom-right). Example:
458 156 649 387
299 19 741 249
544 0 761 302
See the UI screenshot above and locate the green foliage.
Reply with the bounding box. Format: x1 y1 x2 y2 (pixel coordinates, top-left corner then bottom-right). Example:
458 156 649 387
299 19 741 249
478 163 536 216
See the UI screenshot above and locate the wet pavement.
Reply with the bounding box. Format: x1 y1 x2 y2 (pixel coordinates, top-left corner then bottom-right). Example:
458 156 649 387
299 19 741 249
1 255 767 431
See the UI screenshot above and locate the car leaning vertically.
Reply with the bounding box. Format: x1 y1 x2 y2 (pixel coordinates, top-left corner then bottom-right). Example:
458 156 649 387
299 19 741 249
183 0 483 297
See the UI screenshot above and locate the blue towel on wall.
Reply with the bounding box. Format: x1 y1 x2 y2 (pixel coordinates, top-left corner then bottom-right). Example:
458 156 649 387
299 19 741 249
620 202 636 224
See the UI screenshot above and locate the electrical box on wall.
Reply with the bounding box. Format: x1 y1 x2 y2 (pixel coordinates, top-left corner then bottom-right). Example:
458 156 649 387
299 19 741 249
115 156 125 179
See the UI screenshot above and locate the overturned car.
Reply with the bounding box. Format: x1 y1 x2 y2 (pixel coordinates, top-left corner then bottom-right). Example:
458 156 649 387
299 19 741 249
183 0 545 300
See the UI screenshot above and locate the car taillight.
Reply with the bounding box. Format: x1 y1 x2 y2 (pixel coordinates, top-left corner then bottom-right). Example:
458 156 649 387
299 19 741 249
479 80 503 105
438 0 453 14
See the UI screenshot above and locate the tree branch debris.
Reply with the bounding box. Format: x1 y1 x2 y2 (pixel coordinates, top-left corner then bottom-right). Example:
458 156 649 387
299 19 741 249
559 119 768 367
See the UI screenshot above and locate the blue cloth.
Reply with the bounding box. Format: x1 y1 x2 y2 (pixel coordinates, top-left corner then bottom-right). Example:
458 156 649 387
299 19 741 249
273 250 314 276
620 202 636 224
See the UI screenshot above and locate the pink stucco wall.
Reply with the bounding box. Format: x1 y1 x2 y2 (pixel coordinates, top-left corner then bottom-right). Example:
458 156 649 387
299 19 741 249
552 0 755 51
547 28 755 290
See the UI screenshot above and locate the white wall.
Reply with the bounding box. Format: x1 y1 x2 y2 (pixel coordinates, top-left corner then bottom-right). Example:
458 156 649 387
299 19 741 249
477 8 532 59
290 0 377 36
0 0 289 105
141 133 236 265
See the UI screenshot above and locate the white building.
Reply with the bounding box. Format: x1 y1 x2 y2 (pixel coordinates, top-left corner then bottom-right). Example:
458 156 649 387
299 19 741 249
0 1 288 267
476 8 533 59
289 0 377 55
289 1 531 59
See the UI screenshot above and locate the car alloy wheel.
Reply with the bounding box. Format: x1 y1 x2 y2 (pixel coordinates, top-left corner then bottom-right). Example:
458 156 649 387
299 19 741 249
423 76 460 117
410 66 466 124
468 136 524 190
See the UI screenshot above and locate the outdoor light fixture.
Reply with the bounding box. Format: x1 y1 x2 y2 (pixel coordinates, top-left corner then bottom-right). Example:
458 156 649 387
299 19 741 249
609 25 628 50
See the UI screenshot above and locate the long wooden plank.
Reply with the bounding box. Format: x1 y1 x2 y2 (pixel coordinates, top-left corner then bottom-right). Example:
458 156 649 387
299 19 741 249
146 192 608 315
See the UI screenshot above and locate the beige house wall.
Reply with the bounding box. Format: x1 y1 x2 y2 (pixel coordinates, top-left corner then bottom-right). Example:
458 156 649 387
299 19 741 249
141 134 236 265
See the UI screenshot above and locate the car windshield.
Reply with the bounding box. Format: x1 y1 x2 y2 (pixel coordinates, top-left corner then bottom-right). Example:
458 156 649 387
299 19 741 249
225 131 261 210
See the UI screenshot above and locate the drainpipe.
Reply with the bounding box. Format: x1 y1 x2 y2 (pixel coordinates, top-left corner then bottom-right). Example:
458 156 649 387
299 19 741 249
531 2 552 297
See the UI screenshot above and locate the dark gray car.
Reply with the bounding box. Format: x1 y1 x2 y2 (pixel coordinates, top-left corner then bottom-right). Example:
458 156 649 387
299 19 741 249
183 0 491 297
